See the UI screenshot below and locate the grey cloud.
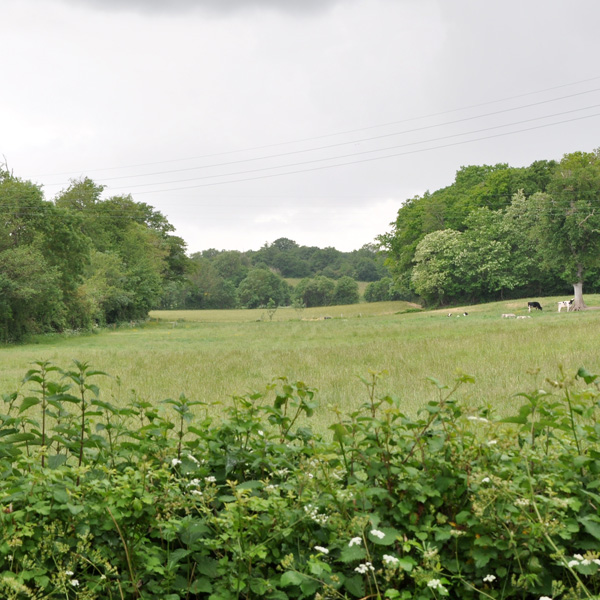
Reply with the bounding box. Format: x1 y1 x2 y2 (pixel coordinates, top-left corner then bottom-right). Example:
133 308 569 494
61 0 349 16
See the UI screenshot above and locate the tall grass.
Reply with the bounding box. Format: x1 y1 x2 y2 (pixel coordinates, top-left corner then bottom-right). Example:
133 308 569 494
1 296 599 433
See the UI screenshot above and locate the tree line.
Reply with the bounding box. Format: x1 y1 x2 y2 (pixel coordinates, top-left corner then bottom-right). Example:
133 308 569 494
0 172 187 343
380 149 600 309
158 238 390 310
0 170 389 342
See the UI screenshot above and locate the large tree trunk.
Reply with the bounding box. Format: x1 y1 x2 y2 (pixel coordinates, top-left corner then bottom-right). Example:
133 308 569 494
572 264 587 310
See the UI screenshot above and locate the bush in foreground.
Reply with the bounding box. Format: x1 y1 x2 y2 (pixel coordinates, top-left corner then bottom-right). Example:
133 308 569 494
1 362 600 599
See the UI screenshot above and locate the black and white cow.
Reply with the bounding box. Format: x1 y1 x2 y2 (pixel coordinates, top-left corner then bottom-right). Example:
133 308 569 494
557 299 574 312
528 301 542 312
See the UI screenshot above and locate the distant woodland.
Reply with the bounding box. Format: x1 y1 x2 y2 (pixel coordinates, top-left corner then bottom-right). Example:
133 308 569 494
2 148 600 342
0 170 389 342
380 149 600 308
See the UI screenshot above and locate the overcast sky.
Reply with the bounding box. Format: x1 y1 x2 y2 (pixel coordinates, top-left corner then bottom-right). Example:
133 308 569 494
3 0 600 253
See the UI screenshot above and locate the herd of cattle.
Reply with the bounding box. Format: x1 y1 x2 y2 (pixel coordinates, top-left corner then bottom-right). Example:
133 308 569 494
447 299 575 319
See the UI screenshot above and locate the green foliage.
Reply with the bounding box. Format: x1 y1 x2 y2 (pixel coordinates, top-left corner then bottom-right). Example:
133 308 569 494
380 158 572 306
333 276 360 305
237 268 291 309
0 172 187 338
2 362 600 599
294 275 336 307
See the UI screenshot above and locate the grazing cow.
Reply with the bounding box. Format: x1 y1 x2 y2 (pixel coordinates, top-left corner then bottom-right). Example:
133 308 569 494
528 301 542 312
502 313 516 318
463 312 469 317
557 299 574 312
447 313 453 317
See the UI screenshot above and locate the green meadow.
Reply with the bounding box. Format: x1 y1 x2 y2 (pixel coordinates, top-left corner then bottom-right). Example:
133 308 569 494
2 296 599 432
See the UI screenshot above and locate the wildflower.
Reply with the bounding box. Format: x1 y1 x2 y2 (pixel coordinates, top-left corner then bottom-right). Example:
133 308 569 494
370 529 385 539
205 476 216 483
258 430 264 436
354 562 374 574
382 554 399 565
70 580 79 587
314 546 329 555
65 570 74 576
483 574 496 583
515 498 530 507
348 537 362 547
574 554 584 560
481 477 490 483
568 560 579 568
449 529 465 537
427 579 442 589
487 440 497 445
539 596 553 600
186 454 199 464
171 458 182 467
187 478 201 487
191 490 203 496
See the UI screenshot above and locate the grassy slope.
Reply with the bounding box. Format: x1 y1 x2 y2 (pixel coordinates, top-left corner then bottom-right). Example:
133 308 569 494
1 296 598 432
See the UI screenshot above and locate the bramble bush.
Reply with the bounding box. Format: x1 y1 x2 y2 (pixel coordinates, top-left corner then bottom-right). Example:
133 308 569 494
1 361 600 599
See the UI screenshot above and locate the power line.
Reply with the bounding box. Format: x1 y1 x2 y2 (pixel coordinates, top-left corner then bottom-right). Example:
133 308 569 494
125 110 600 194
63 87 600 185
32 75 600 179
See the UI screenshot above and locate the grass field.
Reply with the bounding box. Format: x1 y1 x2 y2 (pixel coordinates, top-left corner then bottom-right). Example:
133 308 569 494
1 295 599 432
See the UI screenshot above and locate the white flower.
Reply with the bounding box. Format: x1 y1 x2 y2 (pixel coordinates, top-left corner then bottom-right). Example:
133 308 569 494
348 537 362 547
186 454 199 464
487 440 497 445
187 478 201 487
515 498 530 507
370 529 385 539
191 490 203 496
568 560 579 568
171 458 182 467
481 477 491 483
65 570 74 576
354 562 374 574
70 579 80 587
467 416 489 423
427 579 442 589
539 596 553 600
594 559 600 566
483 574 496 582
205 476 216 483
258 430 264 436
382 554 399 565
574 554 584 560
314 546 329 555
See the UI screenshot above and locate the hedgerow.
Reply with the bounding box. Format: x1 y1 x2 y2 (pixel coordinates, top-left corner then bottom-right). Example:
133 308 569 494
1 361 600 599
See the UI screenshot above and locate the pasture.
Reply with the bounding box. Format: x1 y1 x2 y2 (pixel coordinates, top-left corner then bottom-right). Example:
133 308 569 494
1 295 599 432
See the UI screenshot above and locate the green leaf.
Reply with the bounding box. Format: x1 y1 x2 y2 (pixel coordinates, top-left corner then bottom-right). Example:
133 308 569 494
340 545 367 563
581 517 600 540
280 571 305 587
190 578 213 594
47 454 68 469
577 367 598 384
397 557 415 571
19 397 40 413
344 575 365 598
368 527 399 545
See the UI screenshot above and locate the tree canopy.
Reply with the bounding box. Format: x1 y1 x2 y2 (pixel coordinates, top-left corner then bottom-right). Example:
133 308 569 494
380 152 600 307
